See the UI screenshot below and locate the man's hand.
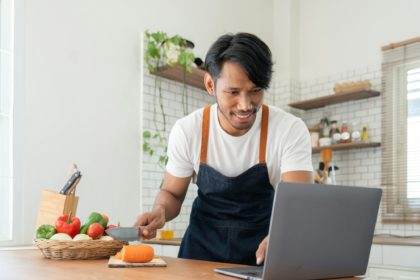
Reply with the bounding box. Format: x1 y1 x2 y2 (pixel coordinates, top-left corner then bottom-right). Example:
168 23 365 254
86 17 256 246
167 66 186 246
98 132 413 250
133 172 192 239
133 205 166 239
254 172 312 262
255 236 268 265
254 172 312 263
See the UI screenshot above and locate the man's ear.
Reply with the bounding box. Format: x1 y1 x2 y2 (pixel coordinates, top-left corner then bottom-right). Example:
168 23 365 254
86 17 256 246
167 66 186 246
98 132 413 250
204 72 215 96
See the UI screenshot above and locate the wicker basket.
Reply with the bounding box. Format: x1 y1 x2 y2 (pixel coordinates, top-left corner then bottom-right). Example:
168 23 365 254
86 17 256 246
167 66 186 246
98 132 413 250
34 239 127 260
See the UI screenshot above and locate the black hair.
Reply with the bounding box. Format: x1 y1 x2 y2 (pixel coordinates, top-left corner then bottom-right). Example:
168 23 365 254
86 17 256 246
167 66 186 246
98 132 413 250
204 32 273 90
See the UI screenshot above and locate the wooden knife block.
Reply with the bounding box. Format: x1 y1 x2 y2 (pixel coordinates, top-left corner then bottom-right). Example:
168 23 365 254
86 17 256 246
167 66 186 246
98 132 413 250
36 189 79 228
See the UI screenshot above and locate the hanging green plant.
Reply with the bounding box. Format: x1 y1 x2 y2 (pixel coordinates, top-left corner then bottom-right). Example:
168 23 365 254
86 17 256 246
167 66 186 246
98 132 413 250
143 30 196 175
144 31 195 73
142 130 168 169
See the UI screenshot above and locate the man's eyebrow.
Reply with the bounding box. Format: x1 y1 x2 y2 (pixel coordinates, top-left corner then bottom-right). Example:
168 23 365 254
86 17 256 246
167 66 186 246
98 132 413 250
224 85 262 91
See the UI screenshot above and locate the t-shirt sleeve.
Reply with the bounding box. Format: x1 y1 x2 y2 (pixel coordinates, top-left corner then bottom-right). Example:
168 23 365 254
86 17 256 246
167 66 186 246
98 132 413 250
165 121 195 178
280 119 313 173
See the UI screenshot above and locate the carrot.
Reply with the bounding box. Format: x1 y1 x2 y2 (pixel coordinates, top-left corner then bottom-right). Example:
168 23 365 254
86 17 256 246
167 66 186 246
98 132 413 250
121 244 154 263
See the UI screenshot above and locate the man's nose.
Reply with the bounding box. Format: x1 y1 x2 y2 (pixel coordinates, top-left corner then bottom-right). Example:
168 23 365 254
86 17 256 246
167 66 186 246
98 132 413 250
237 94 253 112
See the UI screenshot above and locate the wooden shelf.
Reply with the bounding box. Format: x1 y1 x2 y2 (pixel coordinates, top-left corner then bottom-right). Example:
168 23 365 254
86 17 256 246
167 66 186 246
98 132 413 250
312 142 381 153
152 64 206 91
373 235 420 246
289 90 380 110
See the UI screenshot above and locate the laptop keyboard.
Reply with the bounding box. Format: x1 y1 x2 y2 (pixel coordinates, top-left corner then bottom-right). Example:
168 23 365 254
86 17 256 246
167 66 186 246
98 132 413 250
215 266 263 280
243 269 263 277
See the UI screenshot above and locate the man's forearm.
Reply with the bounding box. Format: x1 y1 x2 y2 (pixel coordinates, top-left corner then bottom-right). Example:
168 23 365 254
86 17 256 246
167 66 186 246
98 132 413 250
281 170 314 183
153 189 184 221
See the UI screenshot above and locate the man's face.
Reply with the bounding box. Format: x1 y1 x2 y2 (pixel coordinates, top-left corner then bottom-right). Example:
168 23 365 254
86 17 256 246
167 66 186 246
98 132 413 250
211 61 264 136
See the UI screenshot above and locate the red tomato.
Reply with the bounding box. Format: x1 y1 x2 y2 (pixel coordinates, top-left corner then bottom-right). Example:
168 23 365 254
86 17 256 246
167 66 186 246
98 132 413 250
87 223 104 239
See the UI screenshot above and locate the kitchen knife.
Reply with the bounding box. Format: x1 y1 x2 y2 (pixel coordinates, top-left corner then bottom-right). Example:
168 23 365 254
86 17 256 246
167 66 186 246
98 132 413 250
59 171 81 194
65 174 82 195
105 227 141 242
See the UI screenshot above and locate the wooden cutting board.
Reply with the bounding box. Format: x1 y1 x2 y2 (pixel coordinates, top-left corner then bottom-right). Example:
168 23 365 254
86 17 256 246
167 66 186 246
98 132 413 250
108 256 167 268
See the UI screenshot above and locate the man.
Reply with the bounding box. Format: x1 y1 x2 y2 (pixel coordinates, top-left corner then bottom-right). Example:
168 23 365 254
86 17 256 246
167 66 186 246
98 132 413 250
135 33 313 265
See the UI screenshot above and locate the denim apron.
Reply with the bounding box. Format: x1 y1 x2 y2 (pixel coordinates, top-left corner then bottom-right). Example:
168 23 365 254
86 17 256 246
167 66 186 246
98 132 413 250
178 104 274 265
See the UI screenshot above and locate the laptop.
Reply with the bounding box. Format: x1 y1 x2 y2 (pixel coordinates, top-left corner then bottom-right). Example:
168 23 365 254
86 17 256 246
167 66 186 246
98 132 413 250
214 182 382 280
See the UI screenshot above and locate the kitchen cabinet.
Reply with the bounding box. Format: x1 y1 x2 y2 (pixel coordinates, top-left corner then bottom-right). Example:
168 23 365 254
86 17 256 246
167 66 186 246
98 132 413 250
365 241 420 279
369 242 420 269
364 265 420 280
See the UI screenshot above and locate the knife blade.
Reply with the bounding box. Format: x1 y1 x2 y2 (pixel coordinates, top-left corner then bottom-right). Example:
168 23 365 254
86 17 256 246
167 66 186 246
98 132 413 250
105 227 141 242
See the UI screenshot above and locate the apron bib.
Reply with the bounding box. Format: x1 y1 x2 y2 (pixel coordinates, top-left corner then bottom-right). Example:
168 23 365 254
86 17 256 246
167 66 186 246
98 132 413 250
178 105 274 265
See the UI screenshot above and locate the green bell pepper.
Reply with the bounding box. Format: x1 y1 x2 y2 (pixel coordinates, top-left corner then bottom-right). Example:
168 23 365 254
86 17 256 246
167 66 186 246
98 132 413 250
36 224 56 239
80 212 107 234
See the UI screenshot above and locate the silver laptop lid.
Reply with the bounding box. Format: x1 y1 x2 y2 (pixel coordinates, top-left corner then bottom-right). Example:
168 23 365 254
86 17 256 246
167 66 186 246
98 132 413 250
263 183 382 280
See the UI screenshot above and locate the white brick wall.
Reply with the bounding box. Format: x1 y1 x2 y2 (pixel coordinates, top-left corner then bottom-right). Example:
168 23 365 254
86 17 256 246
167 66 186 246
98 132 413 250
142 69 213 238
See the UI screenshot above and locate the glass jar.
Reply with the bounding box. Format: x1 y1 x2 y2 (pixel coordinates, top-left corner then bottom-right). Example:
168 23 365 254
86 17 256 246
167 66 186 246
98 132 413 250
330 120 341 144
340 122 351 143
361 125 369 142
351 122 361 142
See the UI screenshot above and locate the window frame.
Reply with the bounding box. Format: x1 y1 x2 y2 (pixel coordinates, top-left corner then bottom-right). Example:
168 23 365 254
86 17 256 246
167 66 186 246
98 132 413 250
0 0 24 247
405 62 420 206
382 58 420 223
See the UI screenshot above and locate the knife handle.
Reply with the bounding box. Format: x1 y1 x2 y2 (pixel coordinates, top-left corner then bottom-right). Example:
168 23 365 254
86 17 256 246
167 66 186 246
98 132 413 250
59 171 81 194
66 175 81 195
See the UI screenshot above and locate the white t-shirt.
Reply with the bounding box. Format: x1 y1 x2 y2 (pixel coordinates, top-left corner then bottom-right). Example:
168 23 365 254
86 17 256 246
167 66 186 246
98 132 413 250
166 103 313 187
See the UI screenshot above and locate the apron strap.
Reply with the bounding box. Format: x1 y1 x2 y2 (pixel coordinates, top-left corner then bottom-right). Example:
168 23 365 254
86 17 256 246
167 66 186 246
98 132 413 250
200 105 211 164
199 104 269 164
259 104 269 164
